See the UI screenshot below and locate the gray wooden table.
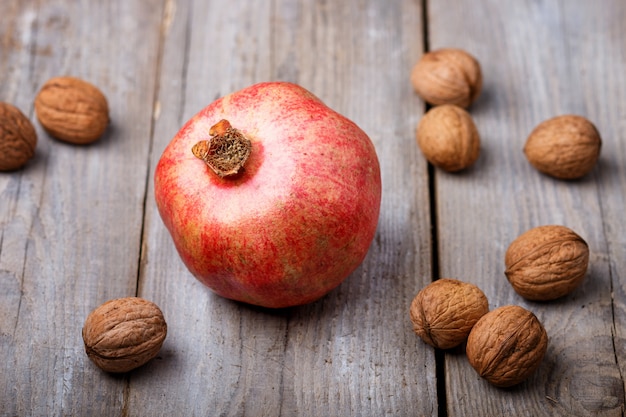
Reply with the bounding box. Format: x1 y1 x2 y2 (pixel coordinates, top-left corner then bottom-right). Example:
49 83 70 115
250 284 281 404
1 1 625 416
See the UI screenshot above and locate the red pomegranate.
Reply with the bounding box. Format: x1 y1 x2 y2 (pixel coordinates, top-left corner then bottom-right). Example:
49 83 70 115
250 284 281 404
154 82 381 308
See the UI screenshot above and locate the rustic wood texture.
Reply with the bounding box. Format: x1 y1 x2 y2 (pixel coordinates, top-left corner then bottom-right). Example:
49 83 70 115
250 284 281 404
139 1 433 415
0 1 164 416
0 0 624 416
428 1 626 416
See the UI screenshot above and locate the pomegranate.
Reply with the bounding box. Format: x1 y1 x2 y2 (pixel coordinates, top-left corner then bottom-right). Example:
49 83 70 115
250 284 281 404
154 82 381 308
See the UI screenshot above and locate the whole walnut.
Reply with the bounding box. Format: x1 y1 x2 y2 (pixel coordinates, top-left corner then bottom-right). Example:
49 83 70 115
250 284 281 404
410 48 482 108
409 278 489 349
416 104 480 172
466 305 548 387
524 115 601 179
505 225 589 301
34 76 109 144
0 102 37 171
82 297 167 373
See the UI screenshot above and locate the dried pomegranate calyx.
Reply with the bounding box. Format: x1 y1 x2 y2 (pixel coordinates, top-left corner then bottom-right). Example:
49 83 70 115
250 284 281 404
192 119 251 177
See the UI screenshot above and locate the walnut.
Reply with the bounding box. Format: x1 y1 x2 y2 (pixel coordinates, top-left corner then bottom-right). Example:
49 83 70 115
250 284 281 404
82 297 167 373
0 102 37 171
524 115 601 179
409 278 489 349
505 225 589 301
466 305 548 387
410 48 482 108
34 76 109 144
416 104 480 172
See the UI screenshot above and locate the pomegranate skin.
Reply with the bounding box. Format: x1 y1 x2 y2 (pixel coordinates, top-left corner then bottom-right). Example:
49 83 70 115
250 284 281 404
154 82 381 308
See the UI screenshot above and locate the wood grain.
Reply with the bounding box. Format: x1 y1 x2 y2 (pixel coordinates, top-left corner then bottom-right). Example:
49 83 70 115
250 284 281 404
137 0 434 415
0 1 164 415
427 1 625 416
1 0 624 416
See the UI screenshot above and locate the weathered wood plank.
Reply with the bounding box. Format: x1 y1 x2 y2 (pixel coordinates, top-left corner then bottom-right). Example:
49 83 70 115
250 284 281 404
271 1 433 415
0 1 164 415
137 0 434 415
569 2 626 416
134 1 288 416
0 3 45 415
5 0 622 415
427 1 625 416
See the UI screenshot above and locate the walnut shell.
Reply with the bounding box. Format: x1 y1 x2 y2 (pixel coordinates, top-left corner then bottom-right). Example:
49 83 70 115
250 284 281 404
0 102 37 171
466 305 548 387
505 225 589 301
524 115 601 179
82 297 167 373
416 104 480 172
34 76 109 144
410 48 482 108
409 278 489 349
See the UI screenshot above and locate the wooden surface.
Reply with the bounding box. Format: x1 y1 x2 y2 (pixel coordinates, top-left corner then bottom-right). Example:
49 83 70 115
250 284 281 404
0 1 624 416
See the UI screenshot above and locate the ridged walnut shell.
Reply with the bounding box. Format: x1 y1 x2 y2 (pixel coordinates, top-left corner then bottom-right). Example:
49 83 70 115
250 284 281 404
0 102 37 171
466 305 548 387
34 76 109 144
524 115 601 179
505 225 589 301
82 297 167 373
416 104 480 172
410 48 482 108
409 278 489 349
